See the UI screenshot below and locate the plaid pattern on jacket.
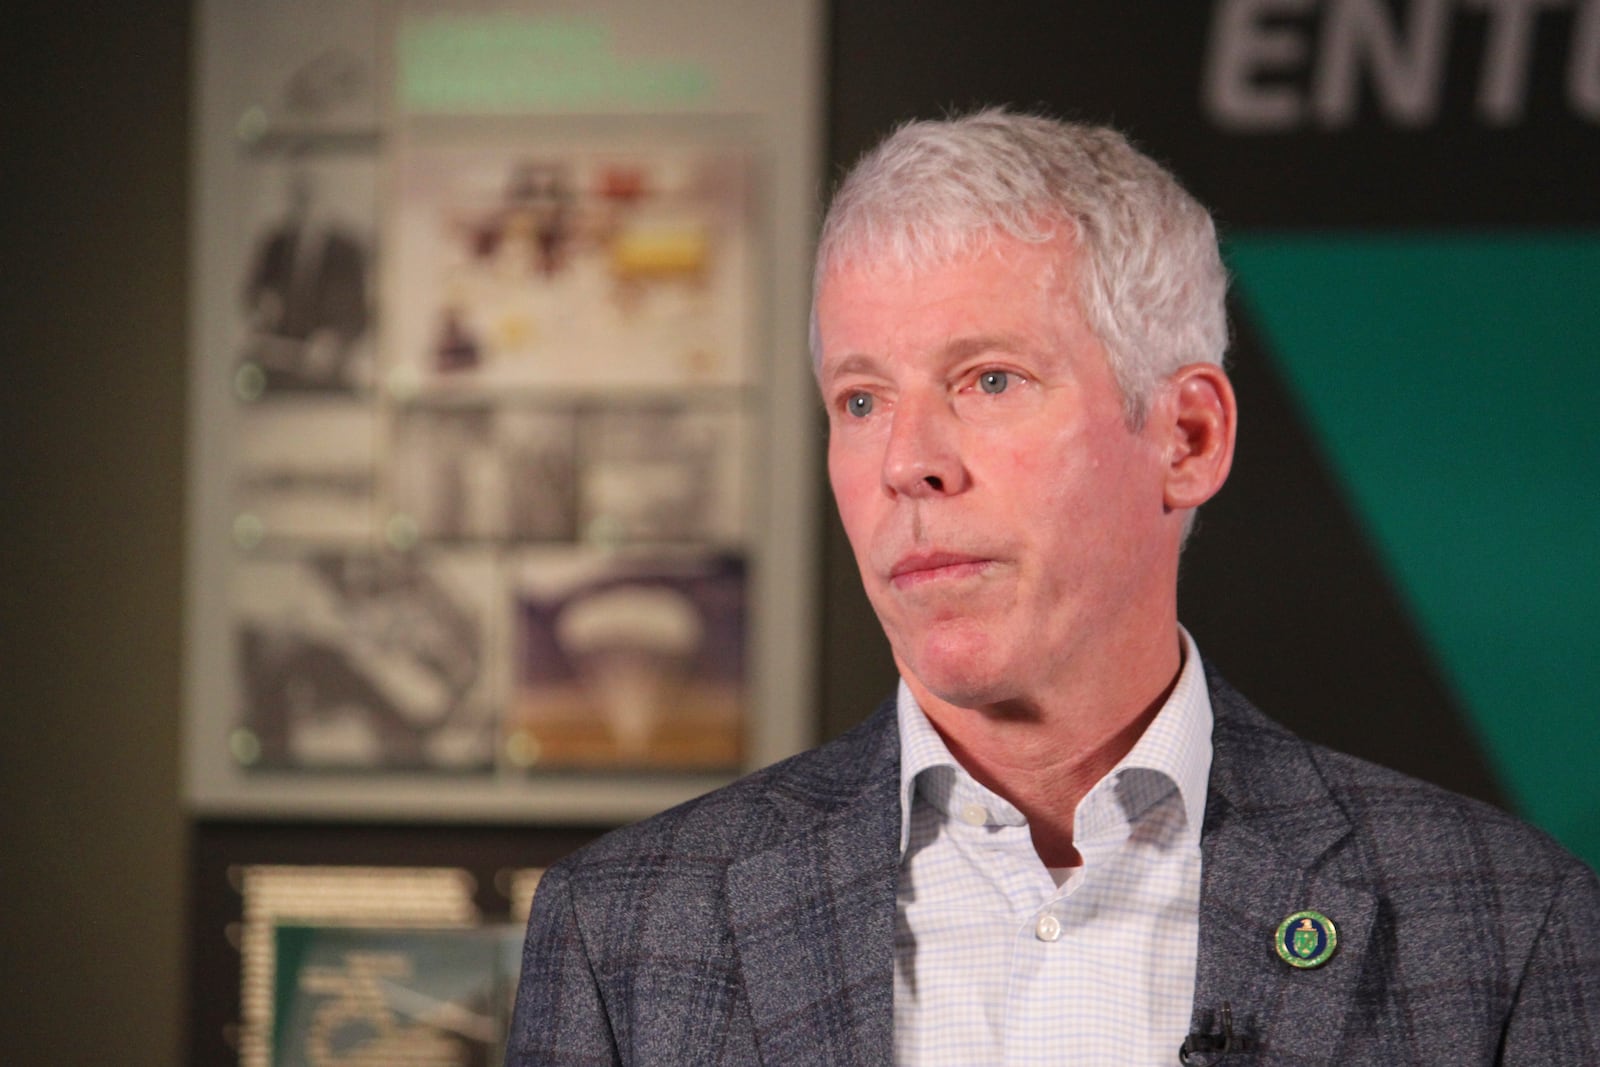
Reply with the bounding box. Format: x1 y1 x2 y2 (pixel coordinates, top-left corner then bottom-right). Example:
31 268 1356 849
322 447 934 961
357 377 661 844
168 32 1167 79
507 668 1600 1065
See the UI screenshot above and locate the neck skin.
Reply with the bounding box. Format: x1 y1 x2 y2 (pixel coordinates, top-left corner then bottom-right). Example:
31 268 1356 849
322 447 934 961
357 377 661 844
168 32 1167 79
901 622 1184 868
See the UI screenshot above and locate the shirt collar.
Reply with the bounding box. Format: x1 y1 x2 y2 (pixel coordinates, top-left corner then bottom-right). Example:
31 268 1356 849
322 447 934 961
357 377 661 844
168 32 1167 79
896 626 1214 856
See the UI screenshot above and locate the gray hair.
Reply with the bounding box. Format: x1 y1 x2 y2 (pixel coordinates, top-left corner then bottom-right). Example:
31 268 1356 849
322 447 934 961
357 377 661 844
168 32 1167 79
812 108 1228 426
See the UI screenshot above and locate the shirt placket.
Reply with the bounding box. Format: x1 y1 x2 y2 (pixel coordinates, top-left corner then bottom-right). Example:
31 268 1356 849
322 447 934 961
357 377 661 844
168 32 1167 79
948 793 1079 1062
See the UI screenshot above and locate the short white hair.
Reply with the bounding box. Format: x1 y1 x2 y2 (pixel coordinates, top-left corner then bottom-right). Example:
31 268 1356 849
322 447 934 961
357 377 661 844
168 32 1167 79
812 108 1229 426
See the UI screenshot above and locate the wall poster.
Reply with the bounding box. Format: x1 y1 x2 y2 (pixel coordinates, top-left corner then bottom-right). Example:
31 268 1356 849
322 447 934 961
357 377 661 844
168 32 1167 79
231 864 539 1066
186 0 823 819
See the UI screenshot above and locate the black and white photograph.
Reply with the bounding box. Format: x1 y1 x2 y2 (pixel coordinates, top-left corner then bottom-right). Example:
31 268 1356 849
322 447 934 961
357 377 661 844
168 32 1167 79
235 400 377 544
232 551 500 771
387 403 578 544
236 153 379 396
228 0 382 141
578 402 746 545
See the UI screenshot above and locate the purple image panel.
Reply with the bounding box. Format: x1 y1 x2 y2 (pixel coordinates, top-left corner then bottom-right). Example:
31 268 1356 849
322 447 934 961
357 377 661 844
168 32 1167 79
506 550 744 771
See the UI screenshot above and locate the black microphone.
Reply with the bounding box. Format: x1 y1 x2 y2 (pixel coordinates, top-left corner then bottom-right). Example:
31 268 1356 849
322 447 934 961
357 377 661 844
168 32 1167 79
1179 1003 1252 1063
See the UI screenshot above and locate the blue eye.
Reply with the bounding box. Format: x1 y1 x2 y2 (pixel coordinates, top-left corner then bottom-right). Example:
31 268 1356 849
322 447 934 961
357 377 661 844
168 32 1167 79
846 392 874 417
979 370 1009 394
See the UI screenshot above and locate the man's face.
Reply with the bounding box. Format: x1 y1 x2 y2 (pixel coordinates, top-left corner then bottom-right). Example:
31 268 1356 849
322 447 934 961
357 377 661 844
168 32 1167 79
815 234 1183 713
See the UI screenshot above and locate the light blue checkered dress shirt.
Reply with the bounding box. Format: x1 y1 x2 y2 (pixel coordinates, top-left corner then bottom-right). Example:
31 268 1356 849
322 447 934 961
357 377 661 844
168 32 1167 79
894 629 1214 1065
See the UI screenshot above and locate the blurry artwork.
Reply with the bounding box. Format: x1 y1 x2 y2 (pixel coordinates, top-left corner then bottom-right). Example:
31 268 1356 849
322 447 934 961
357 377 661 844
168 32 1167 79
186 0 816 818
270 925 523 1067
233 864 482 1067
207 11 768 799
388 404 578 543
233 552 498 770
236 400 376 543
238 155 377 394
224 138 759 782
506 551 744 770
389 140 754 394
231 0 381 138
579 404 745 544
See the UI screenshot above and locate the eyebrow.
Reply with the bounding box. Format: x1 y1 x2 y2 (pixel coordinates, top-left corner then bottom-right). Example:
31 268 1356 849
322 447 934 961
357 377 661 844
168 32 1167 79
941 333 1028 362
822 333 1031 384
821 353 881 382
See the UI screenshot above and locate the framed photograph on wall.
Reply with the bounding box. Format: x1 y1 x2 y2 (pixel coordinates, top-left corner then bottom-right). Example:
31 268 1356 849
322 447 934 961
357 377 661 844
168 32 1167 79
231 550 502 772
503 548 745 772
185 0 823 820
269 924 524 1066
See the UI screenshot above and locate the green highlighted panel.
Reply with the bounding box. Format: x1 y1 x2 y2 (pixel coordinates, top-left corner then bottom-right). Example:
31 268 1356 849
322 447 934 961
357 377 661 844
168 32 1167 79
399 15 711 112
1228 234 1600 866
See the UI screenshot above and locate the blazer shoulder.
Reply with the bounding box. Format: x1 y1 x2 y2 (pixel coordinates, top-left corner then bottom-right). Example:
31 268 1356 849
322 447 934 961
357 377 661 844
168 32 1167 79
551 698 899 878
1307 738 1589 879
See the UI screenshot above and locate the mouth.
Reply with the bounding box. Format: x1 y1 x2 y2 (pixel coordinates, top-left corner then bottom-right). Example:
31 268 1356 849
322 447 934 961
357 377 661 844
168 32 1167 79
887 551 994 589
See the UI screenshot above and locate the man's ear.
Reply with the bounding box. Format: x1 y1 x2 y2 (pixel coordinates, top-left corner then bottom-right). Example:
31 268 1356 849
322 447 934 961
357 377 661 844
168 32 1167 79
1160 363 1237 511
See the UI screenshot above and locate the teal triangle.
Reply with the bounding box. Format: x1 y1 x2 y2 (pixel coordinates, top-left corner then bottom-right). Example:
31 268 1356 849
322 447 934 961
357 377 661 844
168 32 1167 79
1227 233 1600 867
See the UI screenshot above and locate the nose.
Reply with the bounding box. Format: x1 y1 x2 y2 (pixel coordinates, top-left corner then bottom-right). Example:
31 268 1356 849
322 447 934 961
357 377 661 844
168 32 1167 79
882 391 969 498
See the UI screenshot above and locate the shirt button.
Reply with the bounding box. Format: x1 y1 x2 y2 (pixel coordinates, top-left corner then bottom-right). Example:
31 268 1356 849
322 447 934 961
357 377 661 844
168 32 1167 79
959 803 988 826
1035 914 1062 942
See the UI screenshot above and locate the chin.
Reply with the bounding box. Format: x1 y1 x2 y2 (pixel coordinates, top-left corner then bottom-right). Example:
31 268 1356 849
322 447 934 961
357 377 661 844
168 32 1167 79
896 626 1012 710
920 676 1006 711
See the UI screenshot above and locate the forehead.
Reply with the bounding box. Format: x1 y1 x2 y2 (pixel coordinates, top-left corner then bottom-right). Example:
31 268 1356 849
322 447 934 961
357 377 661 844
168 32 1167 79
814 233 1085 364
820 223 1077 293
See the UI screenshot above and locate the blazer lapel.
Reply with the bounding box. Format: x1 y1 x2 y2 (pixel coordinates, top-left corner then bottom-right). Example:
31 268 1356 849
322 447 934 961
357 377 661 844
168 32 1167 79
725 712 899 1066
1191 672 1380 1063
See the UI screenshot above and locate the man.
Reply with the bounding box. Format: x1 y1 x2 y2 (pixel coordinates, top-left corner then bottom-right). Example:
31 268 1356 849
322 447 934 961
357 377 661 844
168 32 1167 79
508 110 1600 1065
241 164 371 392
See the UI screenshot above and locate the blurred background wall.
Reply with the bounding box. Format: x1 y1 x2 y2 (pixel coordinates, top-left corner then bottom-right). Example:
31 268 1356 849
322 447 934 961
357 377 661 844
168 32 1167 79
4 2 1596 1064
3 3 190 1063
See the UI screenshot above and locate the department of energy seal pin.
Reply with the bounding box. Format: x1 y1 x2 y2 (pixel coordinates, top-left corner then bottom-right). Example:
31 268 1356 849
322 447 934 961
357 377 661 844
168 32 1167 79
1275 910 1338 969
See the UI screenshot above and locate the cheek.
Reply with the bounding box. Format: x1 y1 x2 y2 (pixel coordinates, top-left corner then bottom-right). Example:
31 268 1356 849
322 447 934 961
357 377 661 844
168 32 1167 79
828 443 881 536
996 430 1149 557
994 429 1087 507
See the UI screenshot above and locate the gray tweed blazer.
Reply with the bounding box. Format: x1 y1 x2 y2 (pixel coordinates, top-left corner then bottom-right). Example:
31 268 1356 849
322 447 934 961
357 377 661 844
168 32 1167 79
507 669 1600 1064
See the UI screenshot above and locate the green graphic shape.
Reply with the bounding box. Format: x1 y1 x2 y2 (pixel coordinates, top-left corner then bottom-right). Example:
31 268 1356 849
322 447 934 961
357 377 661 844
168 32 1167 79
1228 234 1600 866
399 15 710 112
